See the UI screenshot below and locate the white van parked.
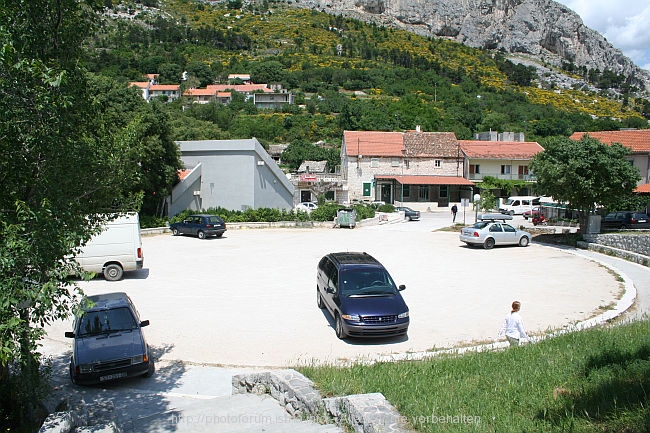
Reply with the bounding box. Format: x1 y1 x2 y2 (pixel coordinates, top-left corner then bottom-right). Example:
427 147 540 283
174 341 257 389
75 213 144 281
499 196 540 215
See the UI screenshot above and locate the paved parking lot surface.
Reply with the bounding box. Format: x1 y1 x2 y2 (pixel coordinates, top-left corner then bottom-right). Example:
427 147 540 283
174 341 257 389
44 213 623 368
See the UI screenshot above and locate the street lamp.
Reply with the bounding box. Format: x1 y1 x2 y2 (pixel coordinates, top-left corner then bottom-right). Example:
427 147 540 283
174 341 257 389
473 193 481 223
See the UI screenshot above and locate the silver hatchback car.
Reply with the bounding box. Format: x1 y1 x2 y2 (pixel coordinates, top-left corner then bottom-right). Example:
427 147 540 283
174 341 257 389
460 214 531 249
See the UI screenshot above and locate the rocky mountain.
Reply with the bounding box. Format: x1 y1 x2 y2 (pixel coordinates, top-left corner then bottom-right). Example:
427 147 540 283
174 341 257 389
291 0 650 93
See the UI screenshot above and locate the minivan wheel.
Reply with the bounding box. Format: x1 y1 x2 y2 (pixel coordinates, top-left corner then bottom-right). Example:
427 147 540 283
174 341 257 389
483 238 495 250
104 263 124 281
172 228 179 236
519 236 530 247
335 315 346 340
317 289 325 309
197 230 206 239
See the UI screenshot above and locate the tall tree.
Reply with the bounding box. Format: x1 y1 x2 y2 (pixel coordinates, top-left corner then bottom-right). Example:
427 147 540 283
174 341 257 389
0 0 140 427
530 136 641 229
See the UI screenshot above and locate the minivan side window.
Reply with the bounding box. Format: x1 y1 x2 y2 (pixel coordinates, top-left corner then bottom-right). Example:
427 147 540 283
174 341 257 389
328 262 338 293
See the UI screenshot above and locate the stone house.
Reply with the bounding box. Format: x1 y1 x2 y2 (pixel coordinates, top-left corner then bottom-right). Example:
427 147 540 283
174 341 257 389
341 129 474 208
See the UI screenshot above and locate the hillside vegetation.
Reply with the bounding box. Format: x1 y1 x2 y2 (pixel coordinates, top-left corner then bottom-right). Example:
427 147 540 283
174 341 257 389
88 0 649 154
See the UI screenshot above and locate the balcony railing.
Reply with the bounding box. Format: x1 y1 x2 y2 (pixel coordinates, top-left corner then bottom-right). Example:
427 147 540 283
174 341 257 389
468 173 536 181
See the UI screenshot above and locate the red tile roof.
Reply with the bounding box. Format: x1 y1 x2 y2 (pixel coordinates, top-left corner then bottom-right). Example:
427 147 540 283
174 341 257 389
635 183 650 193
569 130 650 152
343 130 464 157
149 84 180 91
178 169 192 181
343 131 405 157
459 140 544 159
183 88 217 96
207 84 271 93
129 81 150 89
376 175 474 185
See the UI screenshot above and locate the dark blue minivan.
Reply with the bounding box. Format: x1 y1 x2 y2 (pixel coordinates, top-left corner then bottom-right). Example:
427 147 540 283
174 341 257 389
65 292 154 385
317 252 409 339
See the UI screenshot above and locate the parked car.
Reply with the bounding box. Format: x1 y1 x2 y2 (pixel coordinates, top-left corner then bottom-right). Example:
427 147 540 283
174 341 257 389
522 207 541 220
170 214 226 239
394 206 420 221
602 211 650 229
499 196 540 215
459 214 532 249
295 202 318 213
316 252 409 339
65 292 154 385
74 213 143 281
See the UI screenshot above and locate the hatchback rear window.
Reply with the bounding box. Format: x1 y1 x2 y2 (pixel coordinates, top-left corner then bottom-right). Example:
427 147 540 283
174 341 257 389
207 216 223 224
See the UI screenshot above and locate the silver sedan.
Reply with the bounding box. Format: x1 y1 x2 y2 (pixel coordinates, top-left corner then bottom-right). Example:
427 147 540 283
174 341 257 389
459 215 531 249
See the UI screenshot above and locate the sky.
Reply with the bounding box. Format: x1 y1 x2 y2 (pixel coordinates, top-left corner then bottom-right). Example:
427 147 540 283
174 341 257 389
555 0 650 71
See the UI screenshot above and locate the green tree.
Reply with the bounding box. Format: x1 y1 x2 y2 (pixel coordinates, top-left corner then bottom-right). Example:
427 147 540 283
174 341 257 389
0 0 142 428
530 136 641 229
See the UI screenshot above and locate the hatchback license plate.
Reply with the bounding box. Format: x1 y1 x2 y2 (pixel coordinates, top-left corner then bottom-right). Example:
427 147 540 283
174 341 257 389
100 372 127 382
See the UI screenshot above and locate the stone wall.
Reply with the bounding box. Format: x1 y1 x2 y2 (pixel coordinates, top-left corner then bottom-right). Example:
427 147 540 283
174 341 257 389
583 234 650 257
232 369 409 433
580 233 650 267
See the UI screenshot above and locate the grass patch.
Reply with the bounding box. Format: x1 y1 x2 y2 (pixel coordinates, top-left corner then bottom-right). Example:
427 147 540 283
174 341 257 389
298 319 650 432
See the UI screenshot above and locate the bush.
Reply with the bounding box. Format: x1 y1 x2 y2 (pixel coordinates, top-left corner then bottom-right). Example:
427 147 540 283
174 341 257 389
151 203 378 226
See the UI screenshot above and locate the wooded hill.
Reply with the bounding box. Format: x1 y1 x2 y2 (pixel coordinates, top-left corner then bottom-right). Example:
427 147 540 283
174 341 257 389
88 0 649 168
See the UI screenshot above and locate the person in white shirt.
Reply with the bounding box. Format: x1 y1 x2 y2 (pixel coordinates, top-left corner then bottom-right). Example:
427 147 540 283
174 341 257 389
498 301 529 346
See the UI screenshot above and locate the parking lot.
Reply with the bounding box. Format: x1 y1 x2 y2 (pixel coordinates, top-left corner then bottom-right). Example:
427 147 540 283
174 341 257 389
43 212 623 368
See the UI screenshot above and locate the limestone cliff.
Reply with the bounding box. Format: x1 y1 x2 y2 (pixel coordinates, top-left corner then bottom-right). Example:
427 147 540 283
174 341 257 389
292 0 650 92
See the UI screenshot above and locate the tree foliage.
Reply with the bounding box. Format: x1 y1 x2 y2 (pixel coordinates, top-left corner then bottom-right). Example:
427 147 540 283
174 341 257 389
0 0 178 427
530 136 641 227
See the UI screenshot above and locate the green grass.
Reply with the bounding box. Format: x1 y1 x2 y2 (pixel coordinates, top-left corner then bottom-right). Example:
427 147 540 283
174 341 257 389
298 319 650 432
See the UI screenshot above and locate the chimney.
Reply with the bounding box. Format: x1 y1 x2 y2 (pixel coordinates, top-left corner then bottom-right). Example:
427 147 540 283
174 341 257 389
416 125 421 132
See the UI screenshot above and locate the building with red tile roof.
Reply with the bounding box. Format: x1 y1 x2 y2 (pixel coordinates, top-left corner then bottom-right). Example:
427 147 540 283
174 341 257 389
569 130 650 185
341 130 473 207
459 140 543 186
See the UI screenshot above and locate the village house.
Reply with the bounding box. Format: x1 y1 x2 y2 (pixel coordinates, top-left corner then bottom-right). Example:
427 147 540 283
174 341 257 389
569 129 650 187
458 139 543 190
341 129 474 209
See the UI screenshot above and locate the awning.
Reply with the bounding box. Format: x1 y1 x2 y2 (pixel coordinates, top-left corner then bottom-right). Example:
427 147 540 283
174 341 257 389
375 175 475 186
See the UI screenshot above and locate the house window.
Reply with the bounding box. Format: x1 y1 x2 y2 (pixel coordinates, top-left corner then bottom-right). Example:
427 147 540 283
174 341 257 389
470 164 480 174
370 158 379 168
434 160 442 168
501 165 512 175
391 158 399 167
518 165 529 179
418 187 429 200
403 185 410 198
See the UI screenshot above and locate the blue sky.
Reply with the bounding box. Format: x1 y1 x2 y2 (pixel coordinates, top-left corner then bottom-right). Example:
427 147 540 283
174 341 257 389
555 0 650 71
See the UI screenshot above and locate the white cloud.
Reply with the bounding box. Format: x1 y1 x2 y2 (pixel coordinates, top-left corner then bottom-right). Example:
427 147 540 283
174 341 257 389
555 0 650 70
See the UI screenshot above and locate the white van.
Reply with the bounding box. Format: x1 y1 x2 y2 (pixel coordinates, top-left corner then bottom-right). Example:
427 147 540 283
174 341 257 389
75 213 144 281
499 196 540 215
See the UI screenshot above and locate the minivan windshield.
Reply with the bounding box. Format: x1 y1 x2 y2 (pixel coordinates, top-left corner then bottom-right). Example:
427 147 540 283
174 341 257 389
77 307 137 336
341 269 398 296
